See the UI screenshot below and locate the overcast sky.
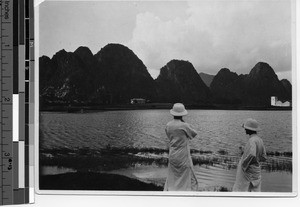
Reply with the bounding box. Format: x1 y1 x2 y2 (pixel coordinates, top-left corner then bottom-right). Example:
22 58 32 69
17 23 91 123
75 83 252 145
39 0 292 81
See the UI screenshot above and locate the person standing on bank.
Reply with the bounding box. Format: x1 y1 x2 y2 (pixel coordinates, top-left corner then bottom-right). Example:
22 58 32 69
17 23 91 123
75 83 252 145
233 118 267 192
164 103 198 191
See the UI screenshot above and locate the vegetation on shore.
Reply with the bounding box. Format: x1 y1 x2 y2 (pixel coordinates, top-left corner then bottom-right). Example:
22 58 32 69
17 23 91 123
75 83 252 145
39 146 292 191
40 103 292 112
40 147 292 173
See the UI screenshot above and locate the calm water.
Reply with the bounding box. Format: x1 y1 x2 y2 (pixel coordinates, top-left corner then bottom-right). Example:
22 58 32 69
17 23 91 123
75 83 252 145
40 110 292 155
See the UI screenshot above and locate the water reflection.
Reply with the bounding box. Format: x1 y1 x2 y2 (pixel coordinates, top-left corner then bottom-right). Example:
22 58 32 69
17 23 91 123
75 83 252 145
41 166 77 175
108 164 292 192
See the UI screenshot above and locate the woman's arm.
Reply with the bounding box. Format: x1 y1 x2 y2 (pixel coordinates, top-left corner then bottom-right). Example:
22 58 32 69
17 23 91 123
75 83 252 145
185 124 197 139
241 141 257 172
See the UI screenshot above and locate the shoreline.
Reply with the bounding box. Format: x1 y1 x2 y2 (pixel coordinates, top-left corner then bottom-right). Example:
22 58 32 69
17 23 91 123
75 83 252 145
39 147 292 191
40 103 292 112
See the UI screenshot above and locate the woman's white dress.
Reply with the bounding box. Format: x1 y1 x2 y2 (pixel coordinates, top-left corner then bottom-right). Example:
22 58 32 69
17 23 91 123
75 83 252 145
233 134 266 192
164 120 198 191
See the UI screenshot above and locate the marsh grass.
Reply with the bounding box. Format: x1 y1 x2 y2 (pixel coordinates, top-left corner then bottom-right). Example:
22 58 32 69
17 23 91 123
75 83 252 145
198 185 231 192
267 151 292 157
217 149 229 155
262 157 292 172
40 147 292 173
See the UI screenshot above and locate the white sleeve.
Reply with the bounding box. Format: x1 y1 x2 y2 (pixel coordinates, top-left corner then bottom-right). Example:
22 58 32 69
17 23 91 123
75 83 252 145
185 124 197 139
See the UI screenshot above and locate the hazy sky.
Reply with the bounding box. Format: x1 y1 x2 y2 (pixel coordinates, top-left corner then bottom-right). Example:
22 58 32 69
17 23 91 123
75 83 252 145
39 0 292 81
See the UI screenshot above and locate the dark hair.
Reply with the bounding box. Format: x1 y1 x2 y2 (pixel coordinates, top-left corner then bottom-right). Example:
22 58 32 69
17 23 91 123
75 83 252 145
174 116 184 122
245 129 257 135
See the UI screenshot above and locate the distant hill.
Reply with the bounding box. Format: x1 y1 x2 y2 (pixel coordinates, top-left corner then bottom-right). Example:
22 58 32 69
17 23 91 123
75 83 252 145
280 79 292 99
94 43 157 104
39 44 157 106
199 72 214 87
39 44 292 108
39 48 98 105
210 62 292 106
156 60 211 104
210 68 245 105
244 62 290 106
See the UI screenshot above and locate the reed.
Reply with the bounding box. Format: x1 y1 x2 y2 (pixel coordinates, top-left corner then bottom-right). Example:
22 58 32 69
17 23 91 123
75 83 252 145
40 147 292 173
199 186 231 192
217 149 228 155
262 158 292 172
267 151 292 157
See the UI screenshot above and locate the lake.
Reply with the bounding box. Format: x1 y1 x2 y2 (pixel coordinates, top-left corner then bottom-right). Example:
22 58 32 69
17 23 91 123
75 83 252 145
40 110 292 154
39 109 293 192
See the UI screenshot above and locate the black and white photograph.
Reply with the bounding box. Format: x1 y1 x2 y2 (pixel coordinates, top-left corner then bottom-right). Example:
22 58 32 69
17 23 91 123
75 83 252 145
37 0 295 194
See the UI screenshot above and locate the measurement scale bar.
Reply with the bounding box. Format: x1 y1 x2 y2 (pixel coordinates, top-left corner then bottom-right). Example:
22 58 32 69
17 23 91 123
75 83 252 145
0 0 34 205
12 95 18 142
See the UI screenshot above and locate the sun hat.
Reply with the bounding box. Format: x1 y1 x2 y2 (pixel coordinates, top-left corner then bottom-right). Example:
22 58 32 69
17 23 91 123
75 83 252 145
170 103 188 116
242 118 261 132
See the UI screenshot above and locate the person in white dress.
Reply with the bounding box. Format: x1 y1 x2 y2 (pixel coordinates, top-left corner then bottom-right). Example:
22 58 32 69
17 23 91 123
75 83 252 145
164 103 198 191
233 118 267 192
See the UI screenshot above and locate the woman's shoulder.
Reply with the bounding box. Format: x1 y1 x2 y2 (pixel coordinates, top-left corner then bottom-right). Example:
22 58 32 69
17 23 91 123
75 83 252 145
168 120 193 129
166 120 186 127
249 135 262 142
166 120 174 125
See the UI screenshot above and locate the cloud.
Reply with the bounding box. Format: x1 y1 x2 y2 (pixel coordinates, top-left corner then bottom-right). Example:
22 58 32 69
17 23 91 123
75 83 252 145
128 0 291 80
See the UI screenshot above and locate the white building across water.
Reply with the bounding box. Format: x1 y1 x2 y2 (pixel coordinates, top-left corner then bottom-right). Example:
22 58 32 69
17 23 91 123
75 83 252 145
130 98 146 104
271 96 291 107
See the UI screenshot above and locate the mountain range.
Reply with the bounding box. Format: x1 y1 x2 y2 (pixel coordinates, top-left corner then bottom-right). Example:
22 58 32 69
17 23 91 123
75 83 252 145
39 43 292 108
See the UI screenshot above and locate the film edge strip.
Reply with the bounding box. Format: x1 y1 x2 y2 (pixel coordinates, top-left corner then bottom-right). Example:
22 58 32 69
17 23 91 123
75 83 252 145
0 0 34 205
1 0 14 205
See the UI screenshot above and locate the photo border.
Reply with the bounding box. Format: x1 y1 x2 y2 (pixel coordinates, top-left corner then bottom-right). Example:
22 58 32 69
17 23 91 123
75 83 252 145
34 0 298 197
